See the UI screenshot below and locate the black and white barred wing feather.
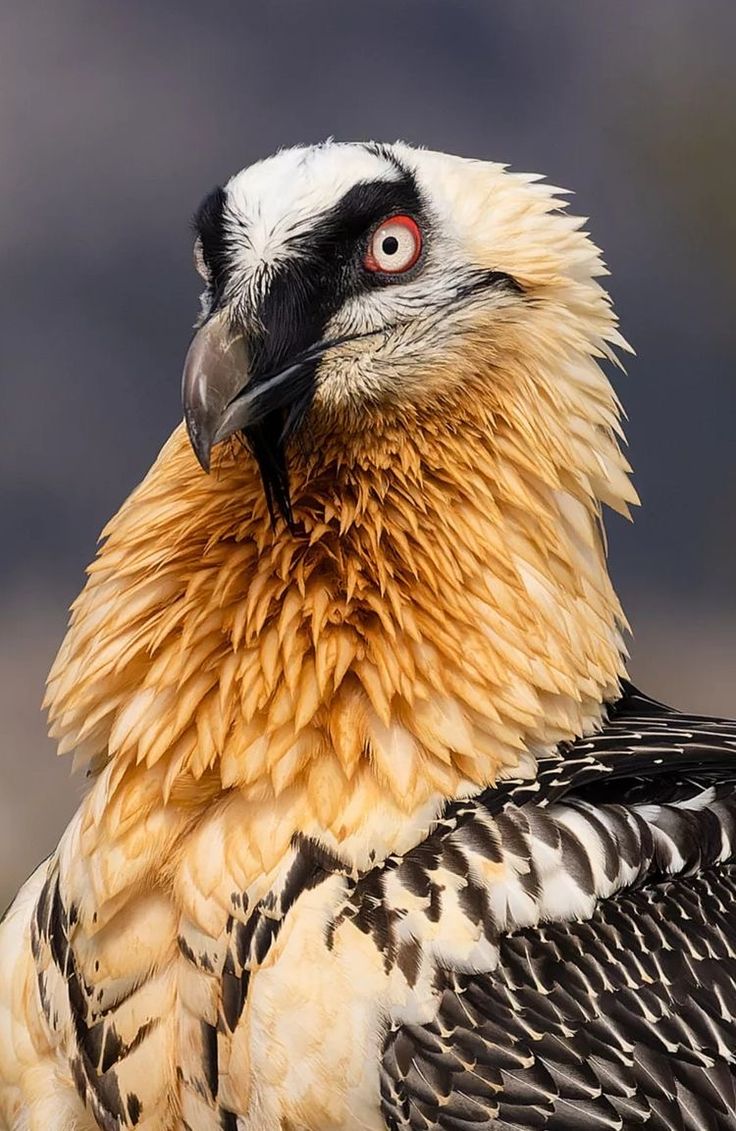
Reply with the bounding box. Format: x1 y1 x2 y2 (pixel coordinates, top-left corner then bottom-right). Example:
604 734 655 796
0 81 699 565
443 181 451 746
382 868 736 1131
374 685 736 1130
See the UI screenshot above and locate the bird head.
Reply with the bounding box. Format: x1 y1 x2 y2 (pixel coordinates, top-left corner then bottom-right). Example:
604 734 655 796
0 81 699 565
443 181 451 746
182 141 632 526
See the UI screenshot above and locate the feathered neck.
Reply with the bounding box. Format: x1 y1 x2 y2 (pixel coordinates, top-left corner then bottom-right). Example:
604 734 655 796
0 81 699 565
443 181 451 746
46 357 631 851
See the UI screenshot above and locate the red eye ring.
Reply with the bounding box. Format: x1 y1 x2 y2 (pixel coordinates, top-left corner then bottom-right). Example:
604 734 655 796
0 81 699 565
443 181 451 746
364 214 423 275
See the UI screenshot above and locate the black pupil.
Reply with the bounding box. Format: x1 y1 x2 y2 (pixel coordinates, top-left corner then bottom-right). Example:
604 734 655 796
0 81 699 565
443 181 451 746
382 235 400 256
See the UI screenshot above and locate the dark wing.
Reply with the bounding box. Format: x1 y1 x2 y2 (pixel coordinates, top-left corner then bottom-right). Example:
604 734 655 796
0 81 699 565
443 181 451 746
381 864 736 1131
379 685 736 1130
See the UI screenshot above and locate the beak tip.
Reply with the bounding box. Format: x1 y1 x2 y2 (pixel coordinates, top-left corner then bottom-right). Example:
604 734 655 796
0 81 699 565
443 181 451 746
196 449 212 475
184 411 213 474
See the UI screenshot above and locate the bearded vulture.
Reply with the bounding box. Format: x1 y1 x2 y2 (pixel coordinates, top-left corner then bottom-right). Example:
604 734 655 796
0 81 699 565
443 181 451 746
1 141 735 1131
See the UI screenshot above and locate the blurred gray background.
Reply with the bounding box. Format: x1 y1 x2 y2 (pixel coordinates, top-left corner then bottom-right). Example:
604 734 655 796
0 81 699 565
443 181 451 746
2 1 735 906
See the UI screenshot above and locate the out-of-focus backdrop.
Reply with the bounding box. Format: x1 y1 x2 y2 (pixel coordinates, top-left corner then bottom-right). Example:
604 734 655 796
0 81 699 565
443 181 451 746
2 1 735 906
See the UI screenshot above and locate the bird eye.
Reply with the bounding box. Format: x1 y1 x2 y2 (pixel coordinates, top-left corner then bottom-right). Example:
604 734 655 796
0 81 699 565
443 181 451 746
364 215 422 275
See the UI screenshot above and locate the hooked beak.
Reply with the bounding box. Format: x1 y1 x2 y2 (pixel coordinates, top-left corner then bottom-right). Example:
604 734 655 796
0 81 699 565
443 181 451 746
181 309 250 472
182 308 333 474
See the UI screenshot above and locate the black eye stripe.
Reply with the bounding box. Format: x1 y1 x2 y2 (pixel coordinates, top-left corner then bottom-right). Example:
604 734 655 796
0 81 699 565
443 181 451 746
245 171 425 379
307 175 425 253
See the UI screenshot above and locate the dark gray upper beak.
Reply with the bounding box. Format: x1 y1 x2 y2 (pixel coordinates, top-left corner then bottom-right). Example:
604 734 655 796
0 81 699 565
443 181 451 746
181 309 250 471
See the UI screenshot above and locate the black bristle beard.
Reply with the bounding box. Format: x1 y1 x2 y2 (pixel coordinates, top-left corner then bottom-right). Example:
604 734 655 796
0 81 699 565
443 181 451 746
244 392 314 531
246 414 294 530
